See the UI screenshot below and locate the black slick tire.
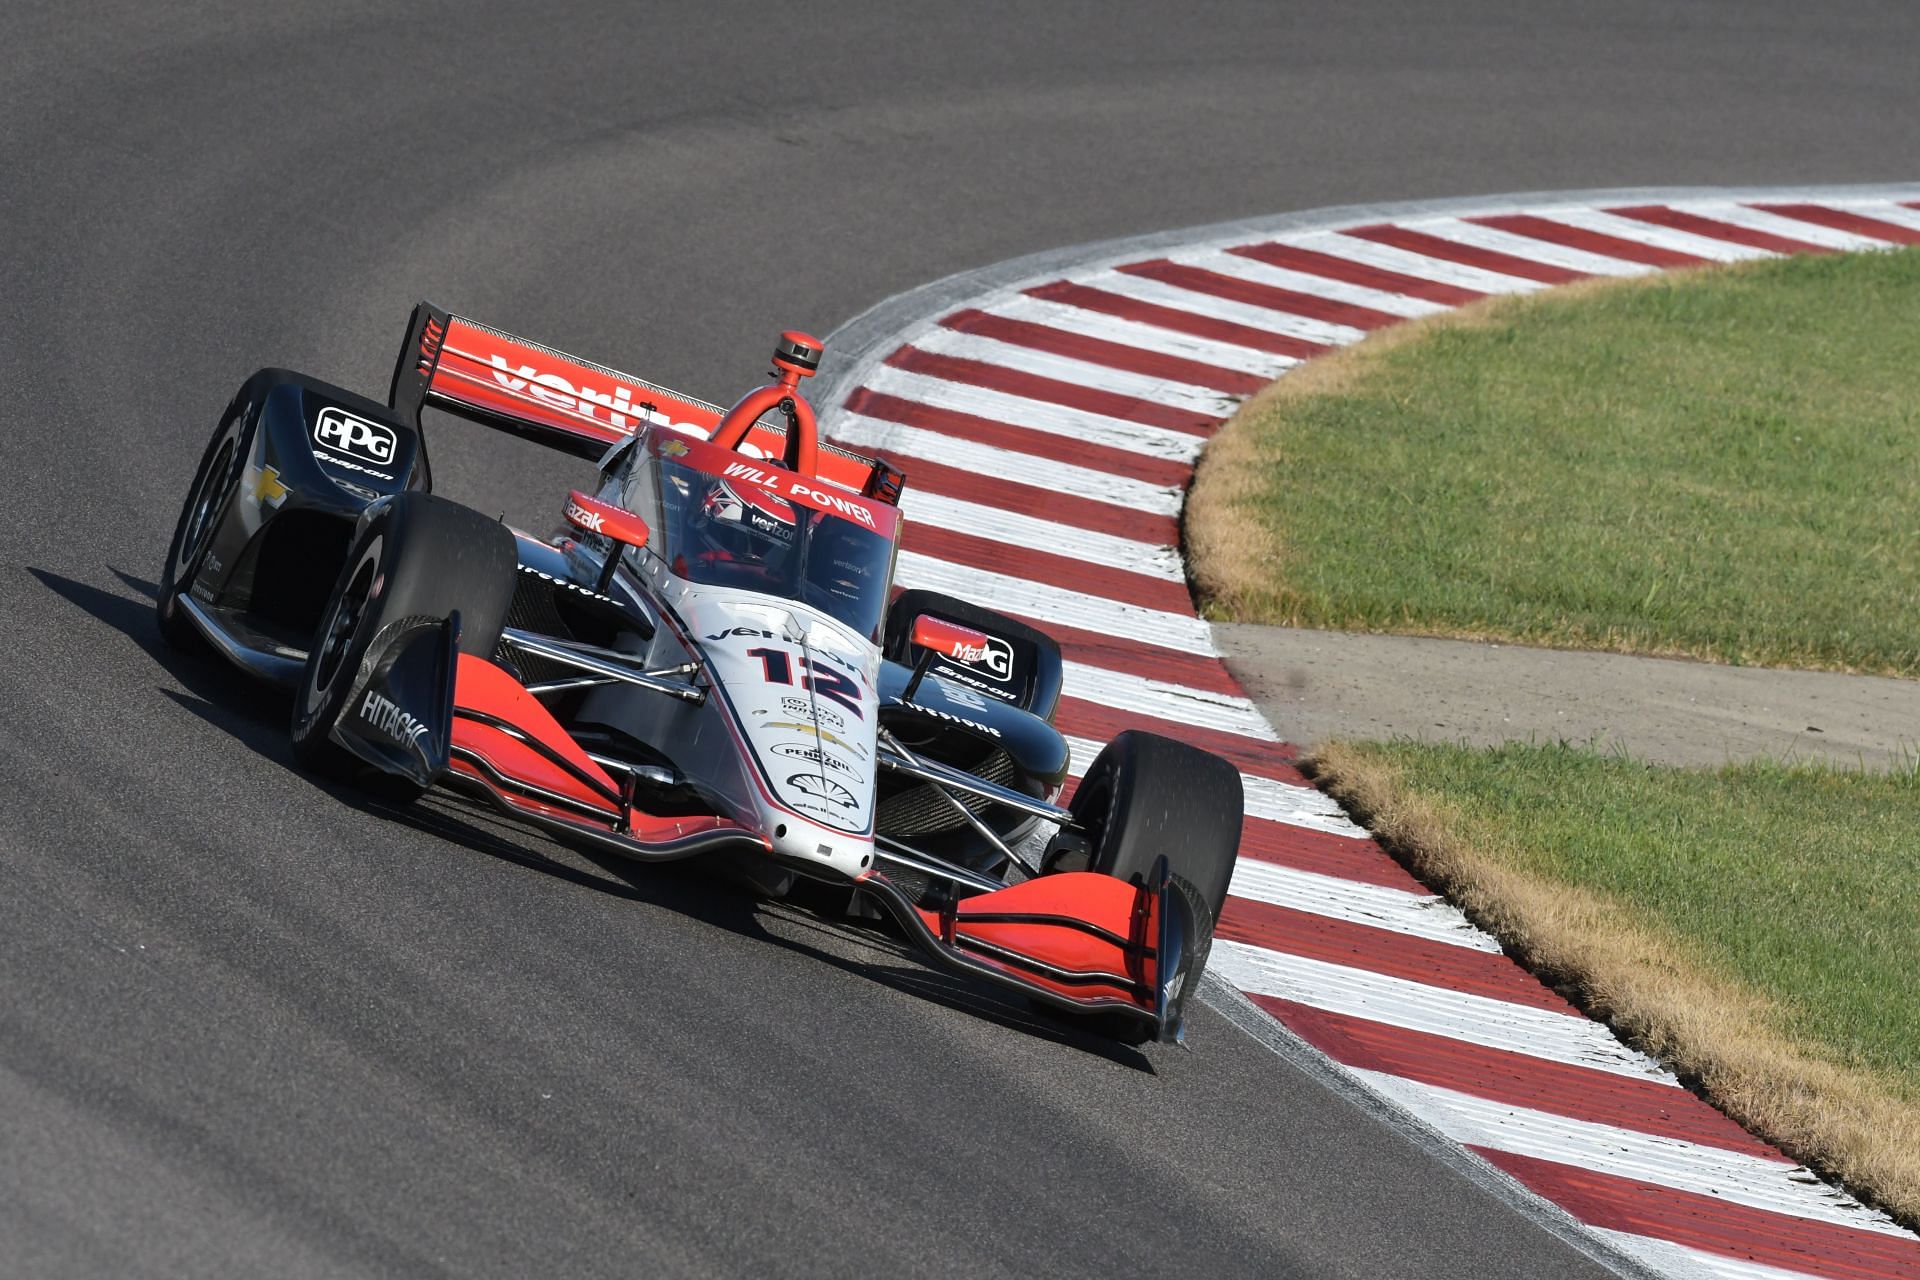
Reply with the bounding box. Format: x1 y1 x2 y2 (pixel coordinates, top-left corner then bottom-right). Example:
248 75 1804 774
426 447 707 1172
156 390 254 652
1064 730 1244 1041
291 492 516 800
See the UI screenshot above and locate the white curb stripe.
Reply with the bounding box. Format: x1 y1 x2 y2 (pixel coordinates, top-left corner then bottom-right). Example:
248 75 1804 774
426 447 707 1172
864 364 1209 462
1397 215 1660 277
1167 247 1452 317
1812 199 1920 235
1077 267 1372 347
898 488 1183 580
1595 1229 1834 1280
828 412 1185 515
1550 206 1779 261
1227 859 1504 951
1210 940 1668 1079
1356 1072 1910 1237
1290 228 1550 293
969 292 1302 378
1688 201 1897 251
895 551 1213 652
908 325 1244 415
1062 662 1277 739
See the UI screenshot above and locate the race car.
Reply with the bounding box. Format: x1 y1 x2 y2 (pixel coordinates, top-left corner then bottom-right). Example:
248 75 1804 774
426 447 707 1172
155 304 1244 1044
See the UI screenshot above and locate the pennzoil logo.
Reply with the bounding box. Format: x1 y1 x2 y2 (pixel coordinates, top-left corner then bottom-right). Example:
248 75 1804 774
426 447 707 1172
771 742 864 785
314 407 398 466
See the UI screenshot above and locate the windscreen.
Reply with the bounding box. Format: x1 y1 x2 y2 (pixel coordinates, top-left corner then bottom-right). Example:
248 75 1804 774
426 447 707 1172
623 457 895 641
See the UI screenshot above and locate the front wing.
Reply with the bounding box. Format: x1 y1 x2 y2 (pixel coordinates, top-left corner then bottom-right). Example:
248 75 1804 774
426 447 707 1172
353 642 1195 1043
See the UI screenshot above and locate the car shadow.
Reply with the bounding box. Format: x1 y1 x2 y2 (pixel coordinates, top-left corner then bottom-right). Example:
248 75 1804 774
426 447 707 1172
32 564 1154 1067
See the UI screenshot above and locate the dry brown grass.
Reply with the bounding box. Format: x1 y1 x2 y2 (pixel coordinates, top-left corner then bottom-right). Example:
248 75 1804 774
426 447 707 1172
1305 740 1920 1229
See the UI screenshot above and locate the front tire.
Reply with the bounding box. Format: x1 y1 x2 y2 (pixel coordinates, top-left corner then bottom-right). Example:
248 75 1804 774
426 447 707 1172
156 390 254 651
291 492 516 799
1063 731 1244 1041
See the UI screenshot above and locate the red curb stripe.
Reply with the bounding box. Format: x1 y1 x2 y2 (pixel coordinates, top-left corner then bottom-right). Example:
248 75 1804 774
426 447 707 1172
939 308 1270 396
881 451 1179 544
900 525 1193 614
1606 205 1834 256
1236 816 1423 891
1220 897 1574 1012
1262 997 1779 1157
1750 202 1920 246
1475 1148 1920 1280
885 346 1223 437
1227 241 1488 306
1116 260 1405 331
1026 280 1332 361
1342 224 1593 285
1467 213 1712 268
1056 696 1307 784
843 387 1193 488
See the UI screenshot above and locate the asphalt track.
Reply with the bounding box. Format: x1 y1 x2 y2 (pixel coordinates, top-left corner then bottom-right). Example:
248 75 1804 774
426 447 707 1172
4 3 1919 1276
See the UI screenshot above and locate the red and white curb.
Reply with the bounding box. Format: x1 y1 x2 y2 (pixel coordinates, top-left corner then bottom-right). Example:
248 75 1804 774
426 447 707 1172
815 185 1920 1280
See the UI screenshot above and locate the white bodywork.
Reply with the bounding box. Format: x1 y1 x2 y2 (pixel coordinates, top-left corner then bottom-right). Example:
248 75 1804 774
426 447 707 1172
652 565 881 880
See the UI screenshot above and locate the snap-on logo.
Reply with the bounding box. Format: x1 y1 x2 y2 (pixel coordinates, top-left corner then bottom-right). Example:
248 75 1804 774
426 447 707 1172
314 408 397 466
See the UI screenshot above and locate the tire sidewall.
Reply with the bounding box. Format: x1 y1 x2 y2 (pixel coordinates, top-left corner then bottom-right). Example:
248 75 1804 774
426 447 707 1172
157 391 254 638
291 503 399 770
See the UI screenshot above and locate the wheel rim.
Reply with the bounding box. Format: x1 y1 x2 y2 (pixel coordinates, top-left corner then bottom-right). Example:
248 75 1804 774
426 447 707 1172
305 547 378 717
174 437 236 581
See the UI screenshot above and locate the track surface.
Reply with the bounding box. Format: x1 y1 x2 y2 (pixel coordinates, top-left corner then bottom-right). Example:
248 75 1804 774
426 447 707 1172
4 4 1918 1276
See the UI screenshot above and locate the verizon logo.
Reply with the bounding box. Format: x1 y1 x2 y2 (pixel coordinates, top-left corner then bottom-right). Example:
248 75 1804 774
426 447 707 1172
488 357 679 432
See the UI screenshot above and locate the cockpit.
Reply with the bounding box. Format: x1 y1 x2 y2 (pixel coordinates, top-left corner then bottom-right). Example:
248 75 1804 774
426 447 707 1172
613 433 897 642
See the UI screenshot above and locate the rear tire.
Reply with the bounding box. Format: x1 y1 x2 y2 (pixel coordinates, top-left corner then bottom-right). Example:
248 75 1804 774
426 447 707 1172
291 493 516 799
1062 730 1244 1042
156 390 254 651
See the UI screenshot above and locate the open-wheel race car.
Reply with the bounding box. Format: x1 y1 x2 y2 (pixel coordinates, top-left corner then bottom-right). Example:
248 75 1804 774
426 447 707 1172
156 304 1245 1044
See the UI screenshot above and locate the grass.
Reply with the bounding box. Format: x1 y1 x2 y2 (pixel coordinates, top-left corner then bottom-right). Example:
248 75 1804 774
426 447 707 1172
1307 738 1920 1226
1187 247 1920 676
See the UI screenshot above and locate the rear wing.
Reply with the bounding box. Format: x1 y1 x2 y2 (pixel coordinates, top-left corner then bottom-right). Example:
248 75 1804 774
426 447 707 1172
388 302 902 499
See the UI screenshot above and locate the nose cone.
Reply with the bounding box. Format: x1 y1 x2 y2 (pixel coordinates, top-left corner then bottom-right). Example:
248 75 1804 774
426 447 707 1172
686 593 877 878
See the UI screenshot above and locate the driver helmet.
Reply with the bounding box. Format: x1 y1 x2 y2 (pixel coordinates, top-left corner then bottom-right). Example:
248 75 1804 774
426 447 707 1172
693 479 798 566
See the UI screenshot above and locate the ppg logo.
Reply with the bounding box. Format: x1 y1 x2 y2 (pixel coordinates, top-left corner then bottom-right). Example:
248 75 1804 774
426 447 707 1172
313 407 398 465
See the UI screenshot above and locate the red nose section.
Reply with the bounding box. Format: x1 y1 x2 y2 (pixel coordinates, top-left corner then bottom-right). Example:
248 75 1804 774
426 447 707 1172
565 490 650 549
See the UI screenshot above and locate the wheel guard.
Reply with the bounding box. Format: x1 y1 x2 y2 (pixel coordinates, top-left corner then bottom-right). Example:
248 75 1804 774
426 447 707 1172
330 612 459 789
863 857 1198 1045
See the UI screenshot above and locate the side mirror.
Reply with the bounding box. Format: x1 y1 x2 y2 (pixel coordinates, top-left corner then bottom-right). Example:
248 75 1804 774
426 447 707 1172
565 491 649 549
566 491 649 594
903 615 996 703
912 615 995 665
